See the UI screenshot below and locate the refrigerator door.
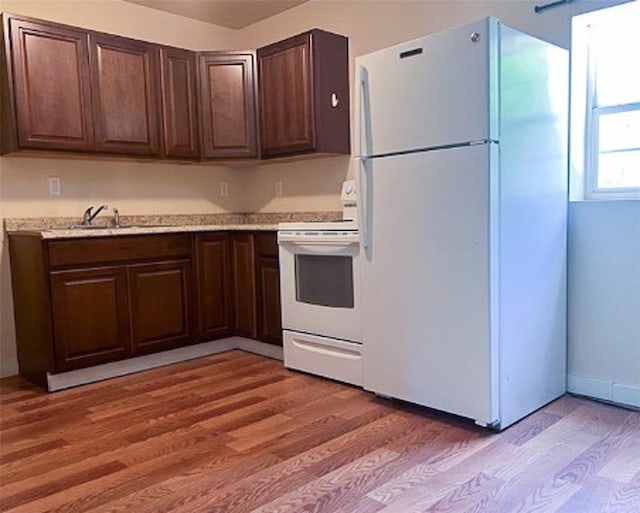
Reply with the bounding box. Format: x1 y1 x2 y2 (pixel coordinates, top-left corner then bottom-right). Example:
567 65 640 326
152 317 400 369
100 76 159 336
361 144 499 425
355 18 498 158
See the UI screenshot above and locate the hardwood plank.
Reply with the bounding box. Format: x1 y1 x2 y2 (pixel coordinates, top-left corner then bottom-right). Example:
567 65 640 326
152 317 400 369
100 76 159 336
500 409 563 446
597 432 640 483
415 472 504 513
226 413 297 451
0 438 67 465
336 497 386 513
250 449 401 513
366 441 512 506
1 351 638 513
554 476 625 513
174 413 417 513
0 461 126 511
555 411 638 485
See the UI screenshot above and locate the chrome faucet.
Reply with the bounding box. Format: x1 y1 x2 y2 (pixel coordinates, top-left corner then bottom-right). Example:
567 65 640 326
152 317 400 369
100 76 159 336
112 208 120 228
82 204 109 226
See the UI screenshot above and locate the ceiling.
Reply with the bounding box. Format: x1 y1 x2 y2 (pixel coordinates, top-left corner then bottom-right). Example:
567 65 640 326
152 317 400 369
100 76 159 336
122 0 309 29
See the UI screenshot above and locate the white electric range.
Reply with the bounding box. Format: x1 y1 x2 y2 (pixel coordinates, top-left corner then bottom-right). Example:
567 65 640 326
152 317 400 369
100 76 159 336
277 181 363 386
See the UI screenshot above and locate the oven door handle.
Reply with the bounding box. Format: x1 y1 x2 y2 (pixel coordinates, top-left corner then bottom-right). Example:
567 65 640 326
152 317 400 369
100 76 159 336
278 241 357 254
278 234 359 245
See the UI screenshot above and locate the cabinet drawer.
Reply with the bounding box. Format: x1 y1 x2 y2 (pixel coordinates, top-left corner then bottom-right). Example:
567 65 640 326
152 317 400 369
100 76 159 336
48 234 191 268
254 232 278 258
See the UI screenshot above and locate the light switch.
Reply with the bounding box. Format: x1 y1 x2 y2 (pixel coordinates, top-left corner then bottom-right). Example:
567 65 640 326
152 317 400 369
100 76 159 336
274 180 284 197
219 181 229 197
49 177 61 196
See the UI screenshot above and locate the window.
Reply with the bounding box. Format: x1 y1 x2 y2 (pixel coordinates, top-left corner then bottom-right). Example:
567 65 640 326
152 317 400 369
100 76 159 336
571 1 640 200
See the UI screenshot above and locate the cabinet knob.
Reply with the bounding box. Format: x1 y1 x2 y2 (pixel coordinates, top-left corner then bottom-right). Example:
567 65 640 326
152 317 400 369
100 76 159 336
331 92 339 108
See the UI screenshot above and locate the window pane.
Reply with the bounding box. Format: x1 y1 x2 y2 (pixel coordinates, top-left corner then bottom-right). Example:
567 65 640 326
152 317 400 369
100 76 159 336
597 150 640 189
599 110 640 152
594 20 640 106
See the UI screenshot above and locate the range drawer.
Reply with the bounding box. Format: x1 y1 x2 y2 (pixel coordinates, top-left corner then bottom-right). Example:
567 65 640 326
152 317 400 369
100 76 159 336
48 234 191 268
284 330 363 386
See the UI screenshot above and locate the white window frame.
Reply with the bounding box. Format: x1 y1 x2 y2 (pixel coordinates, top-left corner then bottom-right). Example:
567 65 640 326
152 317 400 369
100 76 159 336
572 2 640 201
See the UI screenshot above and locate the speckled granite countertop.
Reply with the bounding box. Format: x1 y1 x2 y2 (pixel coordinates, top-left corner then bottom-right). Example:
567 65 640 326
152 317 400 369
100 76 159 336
4 212 342 239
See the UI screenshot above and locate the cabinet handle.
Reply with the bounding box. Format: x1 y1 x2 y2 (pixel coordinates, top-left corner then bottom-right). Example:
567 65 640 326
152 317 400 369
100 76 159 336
331 92 339 108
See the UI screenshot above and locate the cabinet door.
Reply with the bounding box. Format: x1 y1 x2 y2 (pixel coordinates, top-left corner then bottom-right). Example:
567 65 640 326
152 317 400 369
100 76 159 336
50 267 131 371
256 257 283 345
128 260 193 354
196 234 233 341
231 233 256 338
198 52 257 159
89 33 160 155
8 17 95 151
160 47 199 158
257 33 314 157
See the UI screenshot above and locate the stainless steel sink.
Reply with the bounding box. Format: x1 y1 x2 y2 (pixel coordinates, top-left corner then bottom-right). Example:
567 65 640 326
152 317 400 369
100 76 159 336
117 224 177 228
68 225 114 230
69 224 177 230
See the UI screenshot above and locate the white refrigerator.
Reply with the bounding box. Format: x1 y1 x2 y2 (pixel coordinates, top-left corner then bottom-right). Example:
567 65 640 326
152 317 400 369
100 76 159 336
355 18 569 429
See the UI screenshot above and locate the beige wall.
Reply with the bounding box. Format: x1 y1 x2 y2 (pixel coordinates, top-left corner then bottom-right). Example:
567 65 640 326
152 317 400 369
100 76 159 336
0 0 236 49
0 0 629 378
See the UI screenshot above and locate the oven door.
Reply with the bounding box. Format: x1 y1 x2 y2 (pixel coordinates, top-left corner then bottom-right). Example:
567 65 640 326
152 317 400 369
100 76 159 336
278 232 361 343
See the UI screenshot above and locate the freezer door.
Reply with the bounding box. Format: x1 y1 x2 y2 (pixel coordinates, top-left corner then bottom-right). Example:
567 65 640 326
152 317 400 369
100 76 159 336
361 144 498 425
355 18 498 157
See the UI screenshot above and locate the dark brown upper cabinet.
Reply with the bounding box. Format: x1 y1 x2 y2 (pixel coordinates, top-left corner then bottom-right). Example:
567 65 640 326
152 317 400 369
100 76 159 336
198 52 257 159
4 16 95 152
89 33 160 155
257 29 350 159
2 13 350 163
159 47 200 159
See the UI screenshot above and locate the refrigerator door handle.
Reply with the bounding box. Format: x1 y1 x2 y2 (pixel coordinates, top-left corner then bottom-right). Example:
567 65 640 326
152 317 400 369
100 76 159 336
358 65 371 158
358 65 371 249
357 157 369 249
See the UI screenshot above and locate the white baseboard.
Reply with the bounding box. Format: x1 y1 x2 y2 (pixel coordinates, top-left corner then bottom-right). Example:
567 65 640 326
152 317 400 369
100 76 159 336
47 337 282 392
613 383 640 408
568 374 640 408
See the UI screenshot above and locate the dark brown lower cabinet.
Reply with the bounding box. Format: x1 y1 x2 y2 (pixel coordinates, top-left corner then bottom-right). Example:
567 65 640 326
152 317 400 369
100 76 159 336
231 233 257 338
256 257 282 345
196 234 233 341
50 266 131 371
128 260 193 354
9 230 282 389
254 232 282 345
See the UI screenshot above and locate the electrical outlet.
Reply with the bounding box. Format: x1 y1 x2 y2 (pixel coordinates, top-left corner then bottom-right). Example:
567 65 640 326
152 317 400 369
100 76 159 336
219 181 229 197
274 180 284 197
49 177 61 196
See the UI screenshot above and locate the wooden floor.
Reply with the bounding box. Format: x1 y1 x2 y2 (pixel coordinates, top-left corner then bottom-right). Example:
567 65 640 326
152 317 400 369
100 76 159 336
0 351 638 513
